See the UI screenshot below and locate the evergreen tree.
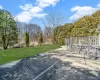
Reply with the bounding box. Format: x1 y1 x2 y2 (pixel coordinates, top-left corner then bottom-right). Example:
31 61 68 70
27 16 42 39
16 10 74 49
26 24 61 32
24 32 29 47
38 32 43 46
0 10 18 49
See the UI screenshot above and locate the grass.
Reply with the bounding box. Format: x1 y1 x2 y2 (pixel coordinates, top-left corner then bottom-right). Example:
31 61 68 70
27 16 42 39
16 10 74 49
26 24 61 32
0 45 61 65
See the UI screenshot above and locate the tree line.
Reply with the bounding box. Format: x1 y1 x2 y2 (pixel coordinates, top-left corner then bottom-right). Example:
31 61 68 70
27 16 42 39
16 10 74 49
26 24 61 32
17 22 43 47
0 9 43 50
1 9 100 49
53 10 100 44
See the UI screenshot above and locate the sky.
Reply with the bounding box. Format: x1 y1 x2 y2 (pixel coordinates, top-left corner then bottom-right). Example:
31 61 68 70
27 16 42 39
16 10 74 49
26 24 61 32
0 0 100 28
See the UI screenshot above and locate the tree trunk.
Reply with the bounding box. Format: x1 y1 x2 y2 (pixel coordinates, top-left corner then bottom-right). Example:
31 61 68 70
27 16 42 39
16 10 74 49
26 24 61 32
3 46 7 50
2 35 8 50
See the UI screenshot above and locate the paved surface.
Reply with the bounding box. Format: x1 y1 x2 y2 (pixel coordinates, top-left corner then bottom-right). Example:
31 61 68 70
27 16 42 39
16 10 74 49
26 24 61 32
0 54 59 80
36 61 100 80
0 46 100 80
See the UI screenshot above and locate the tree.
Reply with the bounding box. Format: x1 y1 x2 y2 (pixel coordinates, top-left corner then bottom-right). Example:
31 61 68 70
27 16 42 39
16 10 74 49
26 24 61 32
24 32 29 47
73 16 97 37
43 11 63 44
0 10 18 49
52 10 100 44
43 27 52 44
16 21 24 47
23 23 42 46
26 24 42 42
53 23 73 44
38 32 43 46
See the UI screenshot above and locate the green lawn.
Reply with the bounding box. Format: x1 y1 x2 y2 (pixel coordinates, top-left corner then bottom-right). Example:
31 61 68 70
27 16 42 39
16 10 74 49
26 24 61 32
0 45 61 64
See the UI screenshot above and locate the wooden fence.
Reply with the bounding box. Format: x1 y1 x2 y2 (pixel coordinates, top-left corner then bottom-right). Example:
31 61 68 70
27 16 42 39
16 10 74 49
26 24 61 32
65 36 100 59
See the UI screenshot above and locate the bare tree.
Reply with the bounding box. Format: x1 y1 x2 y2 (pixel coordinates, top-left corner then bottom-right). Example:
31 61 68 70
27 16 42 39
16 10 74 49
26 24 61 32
43 11 63 44
16 20 23 47
16 20 27 47
44 11 63 28
24 24 42 42
43 27 52 42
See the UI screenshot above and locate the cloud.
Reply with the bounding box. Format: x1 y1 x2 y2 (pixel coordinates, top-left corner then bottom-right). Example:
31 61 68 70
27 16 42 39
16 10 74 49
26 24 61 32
0 5 3 9
15 11 33 22
15 11 47 22
15 0 62 22
19 4 33 11
30 6 43 13
69 4 100 21
97 3 100 7
36 0 60 8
